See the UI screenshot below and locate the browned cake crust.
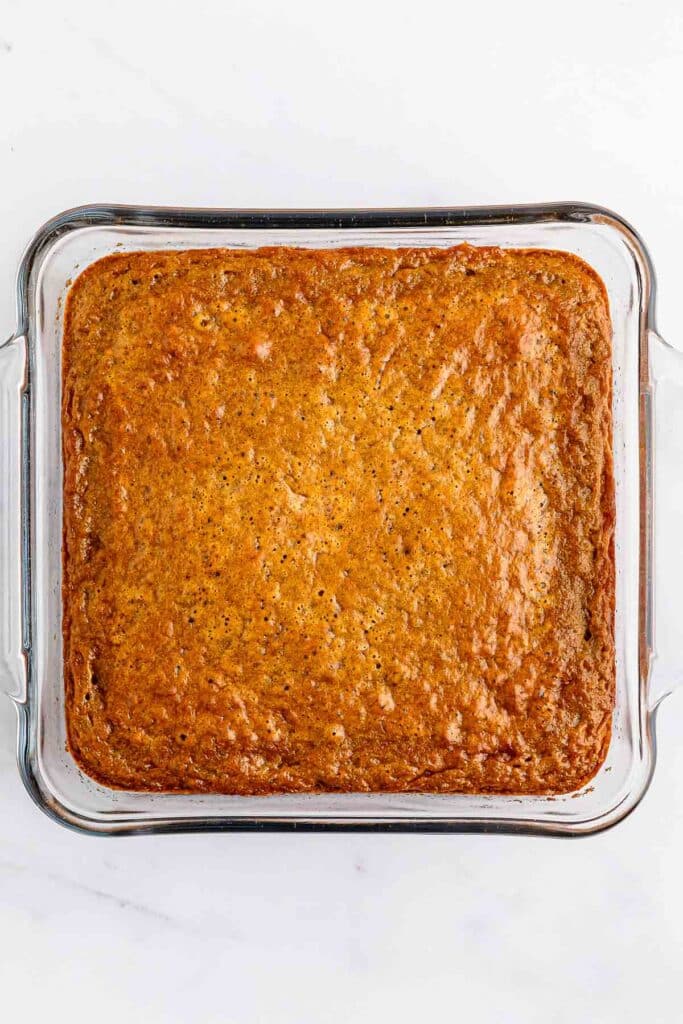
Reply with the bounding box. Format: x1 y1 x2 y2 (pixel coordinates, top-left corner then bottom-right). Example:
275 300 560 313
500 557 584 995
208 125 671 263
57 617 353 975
62 245 615 795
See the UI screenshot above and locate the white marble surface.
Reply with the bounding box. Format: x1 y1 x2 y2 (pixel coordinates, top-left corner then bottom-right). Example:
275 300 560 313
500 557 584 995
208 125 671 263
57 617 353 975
3 1 683 1020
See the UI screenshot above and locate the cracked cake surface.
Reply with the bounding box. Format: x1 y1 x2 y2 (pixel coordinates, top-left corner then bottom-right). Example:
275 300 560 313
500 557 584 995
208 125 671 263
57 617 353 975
62 244 615 794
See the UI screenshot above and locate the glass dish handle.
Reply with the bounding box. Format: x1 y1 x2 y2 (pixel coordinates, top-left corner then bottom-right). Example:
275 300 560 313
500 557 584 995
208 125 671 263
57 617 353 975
649 329 683 707
0 333 27 703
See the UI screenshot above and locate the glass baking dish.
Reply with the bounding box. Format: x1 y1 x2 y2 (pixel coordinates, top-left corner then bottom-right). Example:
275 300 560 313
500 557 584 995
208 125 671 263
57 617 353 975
2 202 682 837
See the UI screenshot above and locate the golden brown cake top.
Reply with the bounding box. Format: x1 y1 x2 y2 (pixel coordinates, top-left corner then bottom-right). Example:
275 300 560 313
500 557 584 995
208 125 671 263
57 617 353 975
63 244 614 794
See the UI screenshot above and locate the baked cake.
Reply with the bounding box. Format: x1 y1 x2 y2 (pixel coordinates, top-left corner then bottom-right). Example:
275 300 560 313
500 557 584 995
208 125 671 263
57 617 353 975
62 245 615 794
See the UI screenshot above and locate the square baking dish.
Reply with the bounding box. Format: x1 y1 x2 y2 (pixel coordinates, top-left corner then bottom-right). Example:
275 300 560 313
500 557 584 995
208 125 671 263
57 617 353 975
2 203 682 836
